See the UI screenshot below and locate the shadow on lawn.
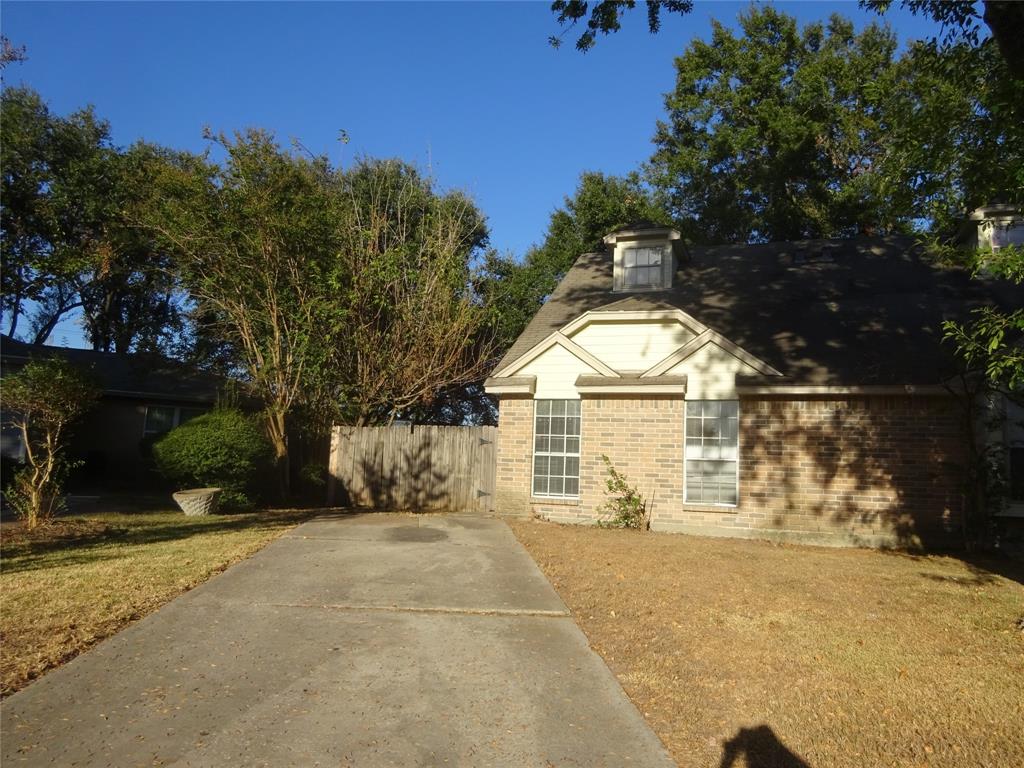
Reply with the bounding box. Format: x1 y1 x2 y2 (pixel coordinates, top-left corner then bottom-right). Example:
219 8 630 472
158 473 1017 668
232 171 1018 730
1 510 312 574
719 725 811 768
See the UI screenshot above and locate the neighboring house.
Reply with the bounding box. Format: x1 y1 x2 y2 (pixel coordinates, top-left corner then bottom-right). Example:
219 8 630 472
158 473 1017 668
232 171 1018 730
1 337 221 490
484 223 1024 547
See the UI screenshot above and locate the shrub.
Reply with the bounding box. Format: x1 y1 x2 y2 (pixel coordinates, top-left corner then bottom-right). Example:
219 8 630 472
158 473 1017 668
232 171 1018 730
152 409 273 509
596 454 648 530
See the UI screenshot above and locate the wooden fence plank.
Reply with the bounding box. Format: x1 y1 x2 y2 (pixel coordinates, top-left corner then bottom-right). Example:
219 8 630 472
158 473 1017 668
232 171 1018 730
327 424 498 513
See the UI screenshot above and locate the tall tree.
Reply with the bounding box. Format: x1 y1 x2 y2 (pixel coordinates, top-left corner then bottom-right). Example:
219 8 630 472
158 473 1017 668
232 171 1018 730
142 129 340 497
879 39 1023 235
648 8 905 243
0 87 187 351
328 158 496 427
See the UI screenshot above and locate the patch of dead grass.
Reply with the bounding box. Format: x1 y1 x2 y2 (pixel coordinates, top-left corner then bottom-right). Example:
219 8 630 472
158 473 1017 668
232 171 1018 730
510 519 1024 768
1 508 311 696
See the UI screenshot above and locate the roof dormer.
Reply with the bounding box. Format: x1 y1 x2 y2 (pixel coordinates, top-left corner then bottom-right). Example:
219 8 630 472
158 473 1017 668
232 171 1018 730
603 222 682 292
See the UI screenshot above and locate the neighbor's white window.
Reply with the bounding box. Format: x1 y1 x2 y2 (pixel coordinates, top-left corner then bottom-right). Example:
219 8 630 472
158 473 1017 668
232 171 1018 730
143 406 177 436
685 400 739 505
533 399 581 498
622 246 664 289
143 406 208 437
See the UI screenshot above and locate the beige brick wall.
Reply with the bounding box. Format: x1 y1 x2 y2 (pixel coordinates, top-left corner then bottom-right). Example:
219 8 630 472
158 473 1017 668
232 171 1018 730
494 393 966 547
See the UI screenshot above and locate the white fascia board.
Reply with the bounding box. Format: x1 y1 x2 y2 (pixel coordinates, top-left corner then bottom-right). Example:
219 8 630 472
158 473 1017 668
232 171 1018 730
560 308 708 339
640 329 783 378
492 331 620 378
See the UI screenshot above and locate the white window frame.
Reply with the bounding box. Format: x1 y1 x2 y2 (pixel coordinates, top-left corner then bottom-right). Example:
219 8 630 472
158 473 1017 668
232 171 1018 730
683 400 740 506
621 246 665 290
532 399 581 499
143 405 207 437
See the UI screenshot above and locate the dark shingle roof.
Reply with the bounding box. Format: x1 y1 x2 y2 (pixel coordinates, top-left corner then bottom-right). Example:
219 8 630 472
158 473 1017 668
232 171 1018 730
0 337 222 403
495 236 1023 386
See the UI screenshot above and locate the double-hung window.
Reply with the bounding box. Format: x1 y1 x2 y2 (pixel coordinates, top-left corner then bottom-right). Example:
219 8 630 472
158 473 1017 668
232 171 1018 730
622 246 664 289
533 399 581 498
143 406 208 437
685 400 739 505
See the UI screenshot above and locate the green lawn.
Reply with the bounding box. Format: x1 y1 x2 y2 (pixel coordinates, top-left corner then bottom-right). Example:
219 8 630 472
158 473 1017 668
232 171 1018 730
1 509 310 696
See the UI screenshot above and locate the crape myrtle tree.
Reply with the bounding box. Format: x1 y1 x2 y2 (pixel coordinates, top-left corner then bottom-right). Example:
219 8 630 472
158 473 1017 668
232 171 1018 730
1 357 99 529
144 132 499 497
142 129 341 499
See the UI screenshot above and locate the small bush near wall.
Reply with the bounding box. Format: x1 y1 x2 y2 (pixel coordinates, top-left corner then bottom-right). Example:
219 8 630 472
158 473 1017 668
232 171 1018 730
152 409 273 509
596 455 648 530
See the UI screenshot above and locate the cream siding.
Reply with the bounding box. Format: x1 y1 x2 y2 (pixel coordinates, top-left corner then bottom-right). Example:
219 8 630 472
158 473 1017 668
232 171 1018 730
518 342 599 399
665 341 760 399
568 321 695 372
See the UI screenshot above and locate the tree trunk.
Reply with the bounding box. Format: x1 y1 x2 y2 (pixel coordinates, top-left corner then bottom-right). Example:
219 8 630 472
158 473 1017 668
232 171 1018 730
265 408 290 502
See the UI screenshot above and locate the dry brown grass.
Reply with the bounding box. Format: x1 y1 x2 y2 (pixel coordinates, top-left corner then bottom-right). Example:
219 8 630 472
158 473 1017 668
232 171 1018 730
1 508 310 696
510 519 1024 768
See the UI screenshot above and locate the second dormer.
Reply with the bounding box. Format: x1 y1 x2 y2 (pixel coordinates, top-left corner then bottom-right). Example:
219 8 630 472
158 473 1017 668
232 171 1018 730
603 222 683 292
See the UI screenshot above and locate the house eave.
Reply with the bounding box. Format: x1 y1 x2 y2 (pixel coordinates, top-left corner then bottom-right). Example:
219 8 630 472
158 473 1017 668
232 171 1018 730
483 376 536 395
733 382 953 396
575 374 687 395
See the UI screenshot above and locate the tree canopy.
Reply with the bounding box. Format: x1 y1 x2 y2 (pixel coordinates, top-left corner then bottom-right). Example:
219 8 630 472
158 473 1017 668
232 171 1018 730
0 87 189 352
649 8 905 243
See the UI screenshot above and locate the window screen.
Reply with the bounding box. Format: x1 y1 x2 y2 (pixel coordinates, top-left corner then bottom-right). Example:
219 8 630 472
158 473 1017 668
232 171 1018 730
144 406 177 436
622 247 663 288
685 400 739 504
533 399 581 498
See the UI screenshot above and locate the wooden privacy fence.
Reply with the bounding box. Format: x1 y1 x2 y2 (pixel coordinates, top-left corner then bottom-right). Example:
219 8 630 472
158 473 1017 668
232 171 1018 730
328 425 497 514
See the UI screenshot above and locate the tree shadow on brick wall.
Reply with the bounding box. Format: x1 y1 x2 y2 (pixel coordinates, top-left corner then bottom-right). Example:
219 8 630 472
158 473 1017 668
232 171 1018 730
741 397 965 551
718 725 811 768
334 438 451 512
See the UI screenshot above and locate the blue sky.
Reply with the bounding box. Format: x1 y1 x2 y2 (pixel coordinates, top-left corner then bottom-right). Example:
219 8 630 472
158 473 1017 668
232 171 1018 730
3 1 936 346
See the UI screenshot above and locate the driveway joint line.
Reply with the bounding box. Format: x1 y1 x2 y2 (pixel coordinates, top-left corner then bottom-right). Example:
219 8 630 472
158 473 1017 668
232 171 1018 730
252 601 570 618
280 534 510 550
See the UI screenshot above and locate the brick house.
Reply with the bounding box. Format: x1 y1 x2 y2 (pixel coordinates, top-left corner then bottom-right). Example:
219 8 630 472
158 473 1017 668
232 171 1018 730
484 224 1024 547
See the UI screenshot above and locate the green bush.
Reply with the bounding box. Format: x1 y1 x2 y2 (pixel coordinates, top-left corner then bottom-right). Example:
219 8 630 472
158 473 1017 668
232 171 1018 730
596 454 648 530
152 409 273 509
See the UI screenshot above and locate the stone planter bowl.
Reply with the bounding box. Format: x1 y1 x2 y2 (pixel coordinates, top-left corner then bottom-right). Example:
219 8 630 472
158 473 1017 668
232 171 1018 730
172 487 223 516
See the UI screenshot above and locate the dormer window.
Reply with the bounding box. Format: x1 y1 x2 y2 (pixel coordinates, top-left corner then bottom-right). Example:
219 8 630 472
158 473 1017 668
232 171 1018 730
623 246 665 289
603 222 682 293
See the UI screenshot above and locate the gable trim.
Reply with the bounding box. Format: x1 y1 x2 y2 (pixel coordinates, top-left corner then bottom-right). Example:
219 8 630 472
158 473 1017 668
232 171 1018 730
492 331 620 378
560 309 707 339
640 329 783 378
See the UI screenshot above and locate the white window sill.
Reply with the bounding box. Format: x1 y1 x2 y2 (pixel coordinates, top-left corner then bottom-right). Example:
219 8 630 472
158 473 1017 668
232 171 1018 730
531 496 580 507
682 502 740 514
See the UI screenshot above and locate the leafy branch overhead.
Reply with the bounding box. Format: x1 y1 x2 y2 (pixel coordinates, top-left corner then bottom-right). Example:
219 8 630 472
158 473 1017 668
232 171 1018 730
549 1 693 51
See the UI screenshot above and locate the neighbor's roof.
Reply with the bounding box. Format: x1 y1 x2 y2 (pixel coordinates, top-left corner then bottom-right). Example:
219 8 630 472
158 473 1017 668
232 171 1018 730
495 236 1024 386
0 337 222 403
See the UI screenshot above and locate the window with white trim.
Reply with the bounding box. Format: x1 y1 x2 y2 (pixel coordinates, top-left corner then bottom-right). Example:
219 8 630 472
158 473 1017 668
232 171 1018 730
143 405 208 437
533 399 581 498
622 246 664 289
685 400 739 505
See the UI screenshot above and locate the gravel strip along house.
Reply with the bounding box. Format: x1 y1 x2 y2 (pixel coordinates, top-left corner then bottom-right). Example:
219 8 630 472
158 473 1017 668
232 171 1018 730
484 221 1024 547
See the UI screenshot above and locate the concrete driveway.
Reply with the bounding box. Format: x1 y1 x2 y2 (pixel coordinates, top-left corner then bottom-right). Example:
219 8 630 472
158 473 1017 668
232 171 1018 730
2 513 674 767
